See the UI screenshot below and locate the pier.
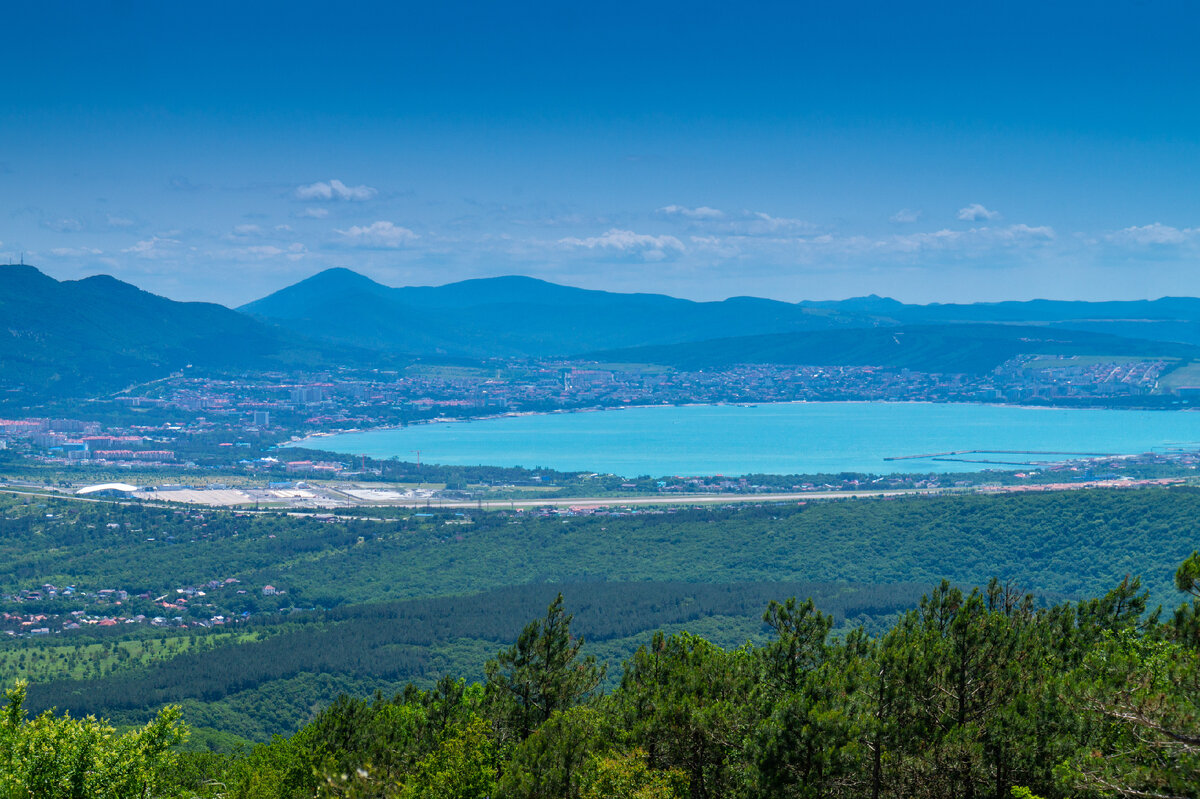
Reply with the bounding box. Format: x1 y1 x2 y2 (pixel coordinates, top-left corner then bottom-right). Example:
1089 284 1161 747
885 449 1115 462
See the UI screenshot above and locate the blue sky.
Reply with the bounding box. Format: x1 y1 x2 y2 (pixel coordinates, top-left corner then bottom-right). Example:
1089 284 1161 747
3 0 1200 306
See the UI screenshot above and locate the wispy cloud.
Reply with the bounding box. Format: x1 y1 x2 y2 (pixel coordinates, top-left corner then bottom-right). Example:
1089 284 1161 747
890 209 921 223
957 203 1000 222
558 228 685 261
335 220 418 247
231 243 307 261
106 215 135 228
685 223 1056 265
44 217 83 232
296 179 377 202
884 224 1053 254
658 204 725 219
297 207 330 218
732 212 814 235
49 246 102 257
167 176 206 192
121 236 180 259
1107 222 1196 246
658 206 815 237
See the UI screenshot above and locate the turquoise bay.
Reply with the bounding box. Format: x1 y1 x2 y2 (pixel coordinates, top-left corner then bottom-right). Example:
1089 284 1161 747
294 402 1200 477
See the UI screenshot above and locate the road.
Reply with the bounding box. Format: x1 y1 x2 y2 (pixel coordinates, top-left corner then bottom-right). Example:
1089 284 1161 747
394 487 944 510
1 478 1182 514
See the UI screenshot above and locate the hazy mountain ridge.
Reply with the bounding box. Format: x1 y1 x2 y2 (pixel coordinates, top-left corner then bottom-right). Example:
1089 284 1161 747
8 264 1200 403
243 267 1200 357
584 324 1200 375
238 267 880 357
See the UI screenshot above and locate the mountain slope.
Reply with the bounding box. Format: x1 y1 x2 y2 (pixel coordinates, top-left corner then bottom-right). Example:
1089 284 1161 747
803 295 1200 346
0 265 347 401
239 269 880 357
584 324 1200 374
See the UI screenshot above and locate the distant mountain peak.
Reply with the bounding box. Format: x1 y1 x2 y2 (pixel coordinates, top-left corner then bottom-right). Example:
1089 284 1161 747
0 263 57 287
841 294 904 307
298 267 388 290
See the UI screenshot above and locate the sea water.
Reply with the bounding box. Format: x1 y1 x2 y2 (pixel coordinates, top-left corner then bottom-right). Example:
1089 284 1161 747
292 402 1200 477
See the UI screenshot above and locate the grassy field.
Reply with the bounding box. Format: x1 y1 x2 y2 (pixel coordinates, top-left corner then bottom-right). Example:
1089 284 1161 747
587 362 673 373
1157 361 1200 389
0 630 260 684
403 364 496 379
1022 354 1164 370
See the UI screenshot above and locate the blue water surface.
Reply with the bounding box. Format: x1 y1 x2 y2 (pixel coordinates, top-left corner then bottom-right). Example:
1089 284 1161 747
293 402 1200 477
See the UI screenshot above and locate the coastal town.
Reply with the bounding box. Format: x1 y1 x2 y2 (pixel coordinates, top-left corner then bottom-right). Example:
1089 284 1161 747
0 353 1197 514
0 354 1191 468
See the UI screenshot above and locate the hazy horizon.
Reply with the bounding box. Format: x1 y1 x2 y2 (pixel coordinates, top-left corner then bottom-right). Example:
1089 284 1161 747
13 260 1200 311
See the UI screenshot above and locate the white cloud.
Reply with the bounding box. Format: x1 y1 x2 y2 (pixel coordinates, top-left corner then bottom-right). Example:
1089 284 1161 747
737 212 814 235
660 206 814 236
1107 222 1196 246
1003 223 1056 240
558 228 685 261
335 220 418 248
679 222 1057 265
121 236 179 259
890 209 921 223
659 204 725 219
688 235 742 258
295 179 377 202
957 203 1000 221
274 224 293 232
245 245 283 257
225 242 308 262
49 246 102 257
232 224 263 236
106 215 135 228
873 224 1053 255
297 207 330 218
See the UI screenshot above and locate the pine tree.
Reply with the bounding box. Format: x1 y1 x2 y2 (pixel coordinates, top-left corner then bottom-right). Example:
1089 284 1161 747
485 594 606 743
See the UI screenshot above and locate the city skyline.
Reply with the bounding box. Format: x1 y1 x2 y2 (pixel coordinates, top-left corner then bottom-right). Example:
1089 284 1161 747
4 0 1200 306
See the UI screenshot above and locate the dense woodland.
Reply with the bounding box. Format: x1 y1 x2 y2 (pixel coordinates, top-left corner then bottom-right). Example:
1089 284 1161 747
5 565 1200 798
19 581 931 740
3 488 1198 606
2 487 1200 796
4 487 1200 742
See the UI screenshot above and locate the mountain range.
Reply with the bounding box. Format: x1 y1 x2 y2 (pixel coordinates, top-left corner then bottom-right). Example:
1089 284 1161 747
6 263 1200 402
237 267 872 357
241 267 1200 355
0 265 376 401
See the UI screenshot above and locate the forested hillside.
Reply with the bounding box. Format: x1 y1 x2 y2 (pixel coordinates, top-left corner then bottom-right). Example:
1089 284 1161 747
588 324 1200 374
3 486 1199 744
0 265 379 401
7 564 1199 798
22 581 929 740
3 488 1196 609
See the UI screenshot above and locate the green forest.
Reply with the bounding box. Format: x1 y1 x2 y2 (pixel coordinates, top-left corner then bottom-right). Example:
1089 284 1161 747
5 566 1200 798
2 486 1199 796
